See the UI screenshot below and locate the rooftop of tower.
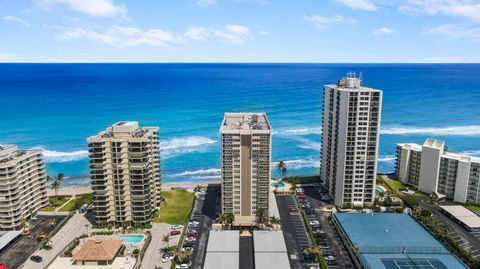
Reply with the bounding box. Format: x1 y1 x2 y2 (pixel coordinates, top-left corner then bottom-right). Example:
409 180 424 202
221 112 271 131
88 121 159 140
325 72 381 92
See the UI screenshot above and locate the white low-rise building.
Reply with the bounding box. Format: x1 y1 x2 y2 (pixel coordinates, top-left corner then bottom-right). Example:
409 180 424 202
396 138 480 204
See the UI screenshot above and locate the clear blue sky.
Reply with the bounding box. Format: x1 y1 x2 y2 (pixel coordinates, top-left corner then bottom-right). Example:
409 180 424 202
1 0 479 62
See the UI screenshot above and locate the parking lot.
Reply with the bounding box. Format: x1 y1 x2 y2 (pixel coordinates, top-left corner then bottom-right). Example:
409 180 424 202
184 184 220 269
276 194 311 269
0 215 65 269
302 186 354 268
421 202 480 259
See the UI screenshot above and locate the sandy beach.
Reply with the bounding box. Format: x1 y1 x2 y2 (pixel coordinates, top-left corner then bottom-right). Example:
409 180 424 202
47 181 221 197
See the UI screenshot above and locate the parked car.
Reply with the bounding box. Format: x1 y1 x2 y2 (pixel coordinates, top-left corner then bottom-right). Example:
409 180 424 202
325 255 336 261
171 224 183 230
289 208 299 214
170 230 181 236
162 253 174 263
322 250 334 256
305 208 315 214
30 256 43 263
183 241 195 248
181 247 194 252
302 250 317 261
185 237 197 242
297 195 306 200
310 220 320 226
187 232 198 238
189 220 200 226
176 264 189 269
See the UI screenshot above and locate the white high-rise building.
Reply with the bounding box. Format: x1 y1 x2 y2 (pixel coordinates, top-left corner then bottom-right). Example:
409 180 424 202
320 74 383 207
220 113 272 225
87 121 161 225
396 138 480 204
0 144 48 230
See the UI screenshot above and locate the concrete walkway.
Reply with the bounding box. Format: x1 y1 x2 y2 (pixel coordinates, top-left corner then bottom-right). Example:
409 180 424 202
20 212 91 269
141 223 180 269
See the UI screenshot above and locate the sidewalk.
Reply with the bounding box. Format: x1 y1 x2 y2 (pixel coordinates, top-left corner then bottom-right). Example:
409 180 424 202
21 212 91 269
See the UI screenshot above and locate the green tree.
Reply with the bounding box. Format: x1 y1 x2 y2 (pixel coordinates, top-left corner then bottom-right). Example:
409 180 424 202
275 161 287 179
255 208 268 227
225 213 235 229
216 213 227 229
162 234 170 249
174 249 191 264
50 173 65 206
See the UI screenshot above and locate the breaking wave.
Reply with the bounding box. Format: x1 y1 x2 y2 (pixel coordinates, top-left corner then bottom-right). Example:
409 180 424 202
33 148 89 163
168 168 221 180
381 125 480 136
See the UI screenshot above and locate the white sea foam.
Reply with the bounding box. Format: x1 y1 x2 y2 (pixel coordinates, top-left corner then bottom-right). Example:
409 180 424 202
381 125 480 136
160 136 217 158
295 137 321 151
168 168 221 180
378 155 396 163
458 149 480 157
274 157 320 170
273 127 322 136
34 148 89 163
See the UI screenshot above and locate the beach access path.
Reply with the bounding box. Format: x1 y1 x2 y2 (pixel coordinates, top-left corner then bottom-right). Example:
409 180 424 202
21 212 91 269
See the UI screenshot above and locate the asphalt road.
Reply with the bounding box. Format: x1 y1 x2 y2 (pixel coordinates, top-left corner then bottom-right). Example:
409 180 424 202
276 194 311 269
303 186 354 268
189 184 220 269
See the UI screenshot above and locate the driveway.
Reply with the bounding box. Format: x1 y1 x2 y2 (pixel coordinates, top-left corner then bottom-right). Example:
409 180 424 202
141 223 180 269
20 212 91 269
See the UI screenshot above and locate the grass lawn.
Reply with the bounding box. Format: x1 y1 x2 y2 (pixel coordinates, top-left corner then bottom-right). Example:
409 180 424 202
48 195 71 207
39 207 56 212
153 189 195 225
379 175 407 193
59 199 76 212
454 202 480 211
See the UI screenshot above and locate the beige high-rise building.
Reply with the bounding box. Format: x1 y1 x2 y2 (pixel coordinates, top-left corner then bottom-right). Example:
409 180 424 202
87 121 161 225
220 113 272 225
0 144 48 231
321 74 383 207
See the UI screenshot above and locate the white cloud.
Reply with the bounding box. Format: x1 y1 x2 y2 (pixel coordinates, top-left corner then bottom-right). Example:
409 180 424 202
428 23 480 42
332 0 378 11
304 15 357 30
36 0 127 17
258 31 269 36
373 27 395 35
3 15 30 26
59 24 253 47
399 0 480 21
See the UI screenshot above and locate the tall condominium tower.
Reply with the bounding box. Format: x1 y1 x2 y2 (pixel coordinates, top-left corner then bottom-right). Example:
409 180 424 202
88 121 161 225
220 113 272 225
321 74 383 207
0 144 48 230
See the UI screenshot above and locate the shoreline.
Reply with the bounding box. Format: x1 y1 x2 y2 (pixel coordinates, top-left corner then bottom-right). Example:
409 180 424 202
47 180 221 196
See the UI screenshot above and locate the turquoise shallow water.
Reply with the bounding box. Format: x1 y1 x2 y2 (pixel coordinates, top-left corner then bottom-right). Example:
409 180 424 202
119 235 144 244
1 63 480 187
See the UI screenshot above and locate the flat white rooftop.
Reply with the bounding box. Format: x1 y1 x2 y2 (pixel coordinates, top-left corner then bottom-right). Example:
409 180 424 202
440 205 480 229
221 112 271 131
204 252 239 269
254 253 290 269
253 231 287 252
47 256 136 269
206 230 240 252
0 230 21 251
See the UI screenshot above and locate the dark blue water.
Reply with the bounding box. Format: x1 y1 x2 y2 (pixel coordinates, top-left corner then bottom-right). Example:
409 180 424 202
1 64 479 187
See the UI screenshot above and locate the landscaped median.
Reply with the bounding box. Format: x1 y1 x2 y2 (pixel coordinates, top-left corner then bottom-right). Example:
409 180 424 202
153 189 195 224
40 195 72 212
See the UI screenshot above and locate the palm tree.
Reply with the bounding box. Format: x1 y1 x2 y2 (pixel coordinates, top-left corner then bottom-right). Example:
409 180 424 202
269 215 280 230
216 213 227 229
225 213 235 229
162 234 170 249
275 161 287 180
50 173 65 206
255 208 268 227
174 249 191 264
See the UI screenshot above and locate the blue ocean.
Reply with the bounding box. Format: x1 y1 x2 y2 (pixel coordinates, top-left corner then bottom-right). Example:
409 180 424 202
1 64 480 188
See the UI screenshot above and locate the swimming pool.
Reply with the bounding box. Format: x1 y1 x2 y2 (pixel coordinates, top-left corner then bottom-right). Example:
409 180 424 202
375 186 384 194
119 235 145 244
271 182 285 188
